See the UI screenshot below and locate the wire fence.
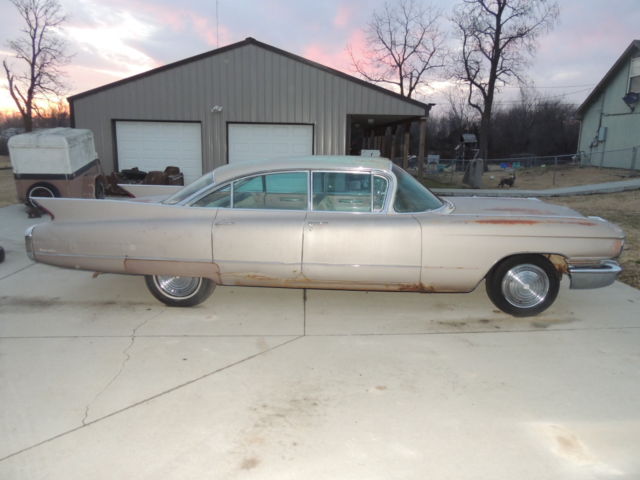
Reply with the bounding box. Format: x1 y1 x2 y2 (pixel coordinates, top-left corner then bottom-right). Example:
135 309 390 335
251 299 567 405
578 145 640 170
417 149 640 190
422 145 640 174
433 153 579 173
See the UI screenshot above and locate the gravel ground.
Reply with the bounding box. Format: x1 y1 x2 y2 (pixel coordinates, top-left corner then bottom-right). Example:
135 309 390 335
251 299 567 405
0 156 17 208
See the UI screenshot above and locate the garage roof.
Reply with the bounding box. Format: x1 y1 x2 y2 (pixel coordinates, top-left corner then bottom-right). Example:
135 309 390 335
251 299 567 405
68 37 430 111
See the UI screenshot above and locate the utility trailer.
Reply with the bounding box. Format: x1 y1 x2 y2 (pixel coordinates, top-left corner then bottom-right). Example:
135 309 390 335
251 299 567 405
9 128 106 207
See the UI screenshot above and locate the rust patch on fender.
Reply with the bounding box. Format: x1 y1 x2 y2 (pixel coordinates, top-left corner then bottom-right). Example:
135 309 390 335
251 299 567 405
546 254 569 274
564 220 597 226
474 219 540 225
474 218 597 227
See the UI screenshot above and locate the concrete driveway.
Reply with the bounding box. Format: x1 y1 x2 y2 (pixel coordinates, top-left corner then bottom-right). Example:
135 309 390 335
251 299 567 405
1 203 639 479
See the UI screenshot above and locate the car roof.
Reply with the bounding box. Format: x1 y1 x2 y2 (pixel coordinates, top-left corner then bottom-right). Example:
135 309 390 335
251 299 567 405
211 155 393 185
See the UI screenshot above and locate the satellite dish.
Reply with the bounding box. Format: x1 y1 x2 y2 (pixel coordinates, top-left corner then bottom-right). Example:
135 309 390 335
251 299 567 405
622 92 639 110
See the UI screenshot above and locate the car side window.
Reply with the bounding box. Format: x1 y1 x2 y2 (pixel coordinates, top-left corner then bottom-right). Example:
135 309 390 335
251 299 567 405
312 172 379 212
373 175 388 211
234 172 308 210
192 184 231 208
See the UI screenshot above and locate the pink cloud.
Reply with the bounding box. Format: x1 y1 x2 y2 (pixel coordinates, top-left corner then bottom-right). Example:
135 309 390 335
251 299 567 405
333 5 354 29
188 13 232 48
303 43 349 72
303 30 368 74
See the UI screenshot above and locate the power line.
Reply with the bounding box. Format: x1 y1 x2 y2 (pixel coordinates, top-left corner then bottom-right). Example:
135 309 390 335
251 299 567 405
492 87 593 106
501 83 595 89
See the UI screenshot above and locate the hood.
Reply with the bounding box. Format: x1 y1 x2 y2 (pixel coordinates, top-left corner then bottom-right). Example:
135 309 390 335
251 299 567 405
442 196 624 240
445 196 583 218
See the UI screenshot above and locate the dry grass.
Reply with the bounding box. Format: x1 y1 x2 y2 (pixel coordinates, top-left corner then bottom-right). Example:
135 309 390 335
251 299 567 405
429 164 639 190
547 191 640 289
0 155 18 207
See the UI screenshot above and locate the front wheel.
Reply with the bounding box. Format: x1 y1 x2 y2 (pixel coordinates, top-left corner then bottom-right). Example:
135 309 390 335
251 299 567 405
145 275 215 307
485 255 560 317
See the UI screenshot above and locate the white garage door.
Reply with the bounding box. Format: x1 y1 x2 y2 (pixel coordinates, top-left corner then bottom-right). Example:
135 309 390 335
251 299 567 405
228 124 313 164
115 121 202 184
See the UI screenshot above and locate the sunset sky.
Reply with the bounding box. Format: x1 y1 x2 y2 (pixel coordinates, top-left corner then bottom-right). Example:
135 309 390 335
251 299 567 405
1 0 639 115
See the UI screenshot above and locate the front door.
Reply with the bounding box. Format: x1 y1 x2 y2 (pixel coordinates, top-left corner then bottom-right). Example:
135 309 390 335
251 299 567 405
302 171 422 289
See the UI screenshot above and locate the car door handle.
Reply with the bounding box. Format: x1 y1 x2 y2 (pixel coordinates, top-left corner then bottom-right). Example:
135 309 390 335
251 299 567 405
307 221 328 231
215 220 235 225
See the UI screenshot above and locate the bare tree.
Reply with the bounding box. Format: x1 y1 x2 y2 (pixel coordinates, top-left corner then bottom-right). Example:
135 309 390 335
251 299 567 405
3 0 70 132
451 0 559 163
349 0 447 99
446 86 476 132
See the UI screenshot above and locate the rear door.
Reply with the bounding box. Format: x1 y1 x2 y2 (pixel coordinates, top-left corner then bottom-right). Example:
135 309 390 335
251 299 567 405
302 171 422 288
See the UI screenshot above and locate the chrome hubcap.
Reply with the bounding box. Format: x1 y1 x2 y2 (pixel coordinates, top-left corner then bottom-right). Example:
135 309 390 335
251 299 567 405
501 264 549 308
155 276 201 299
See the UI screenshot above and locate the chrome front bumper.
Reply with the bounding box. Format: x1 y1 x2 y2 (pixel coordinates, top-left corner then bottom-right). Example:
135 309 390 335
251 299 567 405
568 260 622 289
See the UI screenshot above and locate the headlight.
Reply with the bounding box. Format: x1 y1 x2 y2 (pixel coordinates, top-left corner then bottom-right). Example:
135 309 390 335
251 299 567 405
25 225 36 261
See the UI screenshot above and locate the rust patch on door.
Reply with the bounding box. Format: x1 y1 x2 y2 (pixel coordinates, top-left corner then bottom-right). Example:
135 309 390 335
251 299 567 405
396 283 437 293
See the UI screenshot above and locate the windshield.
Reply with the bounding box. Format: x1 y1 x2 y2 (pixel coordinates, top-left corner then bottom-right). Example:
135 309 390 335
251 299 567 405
163 172 215 205
392 165 444 212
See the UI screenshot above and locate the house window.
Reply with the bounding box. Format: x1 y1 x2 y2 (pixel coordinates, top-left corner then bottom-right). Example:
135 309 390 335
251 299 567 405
629 57 640 93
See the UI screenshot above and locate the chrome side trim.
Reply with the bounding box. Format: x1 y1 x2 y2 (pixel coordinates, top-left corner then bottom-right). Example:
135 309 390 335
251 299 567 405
35 252 213 263
568 260 622 289
25 225 36 261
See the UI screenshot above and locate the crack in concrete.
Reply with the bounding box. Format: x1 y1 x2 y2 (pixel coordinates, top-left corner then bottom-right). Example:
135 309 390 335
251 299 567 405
0 334 304 463
0 263 36 281
81 317 150 426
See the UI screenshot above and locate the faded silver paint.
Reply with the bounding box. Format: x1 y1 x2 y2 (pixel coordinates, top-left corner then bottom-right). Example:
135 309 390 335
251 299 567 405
26 157 625 314
70 39 427 175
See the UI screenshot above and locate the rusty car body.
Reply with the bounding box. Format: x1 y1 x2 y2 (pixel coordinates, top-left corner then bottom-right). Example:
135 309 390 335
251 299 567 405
25 156 625 316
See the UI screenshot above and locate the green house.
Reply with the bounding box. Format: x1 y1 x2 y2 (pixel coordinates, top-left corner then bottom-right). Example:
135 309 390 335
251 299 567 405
577 40 640 170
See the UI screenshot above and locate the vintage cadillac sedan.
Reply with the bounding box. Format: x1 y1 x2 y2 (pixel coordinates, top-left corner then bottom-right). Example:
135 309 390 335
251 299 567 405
25 156 624 317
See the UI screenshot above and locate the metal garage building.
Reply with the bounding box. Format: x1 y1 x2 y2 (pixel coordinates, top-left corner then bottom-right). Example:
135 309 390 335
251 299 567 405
69 37 430 184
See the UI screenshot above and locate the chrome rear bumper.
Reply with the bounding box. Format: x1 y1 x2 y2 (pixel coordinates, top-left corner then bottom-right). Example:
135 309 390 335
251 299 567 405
25 225 35 261
568 260 622 289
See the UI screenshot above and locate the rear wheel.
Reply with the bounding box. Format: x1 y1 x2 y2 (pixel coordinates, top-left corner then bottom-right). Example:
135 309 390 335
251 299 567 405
486 255 560 317
144 275 215 307
26 183 59 208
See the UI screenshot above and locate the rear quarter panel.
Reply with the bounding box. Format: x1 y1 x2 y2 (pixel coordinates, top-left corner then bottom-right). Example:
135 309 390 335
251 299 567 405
31 198 218 278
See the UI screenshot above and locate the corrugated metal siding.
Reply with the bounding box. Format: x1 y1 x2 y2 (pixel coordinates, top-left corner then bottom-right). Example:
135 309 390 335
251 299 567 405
72 43 425 174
